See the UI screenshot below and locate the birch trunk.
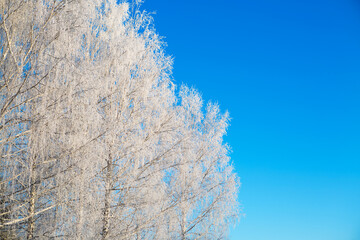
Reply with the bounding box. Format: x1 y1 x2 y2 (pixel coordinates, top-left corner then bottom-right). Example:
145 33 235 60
101 154 113 240
27 161 36 240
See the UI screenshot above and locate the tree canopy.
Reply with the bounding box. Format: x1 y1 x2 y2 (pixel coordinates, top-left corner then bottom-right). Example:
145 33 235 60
0 1 239 239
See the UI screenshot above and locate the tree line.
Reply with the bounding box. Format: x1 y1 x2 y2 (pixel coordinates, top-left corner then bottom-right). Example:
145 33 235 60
0 0 239 239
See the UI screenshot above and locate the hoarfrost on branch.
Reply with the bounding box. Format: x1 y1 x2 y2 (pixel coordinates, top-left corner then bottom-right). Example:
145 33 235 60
0 1 240 239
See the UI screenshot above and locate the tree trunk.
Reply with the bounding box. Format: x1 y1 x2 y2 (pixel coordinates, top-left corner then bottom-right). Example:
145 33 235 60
101 155 112 240
27 163 36 240
76 170 84 240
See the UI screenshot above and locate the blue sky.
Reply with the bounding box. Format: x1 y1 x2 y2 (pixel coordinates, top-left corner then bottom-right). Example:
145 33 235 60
142 0 360 239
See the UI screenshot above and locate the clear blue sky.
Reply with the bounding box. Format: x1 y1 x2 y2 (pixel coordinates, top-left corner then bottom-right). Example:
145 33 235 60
142 0 360 239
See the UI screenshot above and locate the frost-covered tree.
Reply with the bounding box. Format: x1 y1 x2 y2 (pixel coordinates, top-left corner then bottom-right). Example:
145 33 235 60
0 1 79 238
0 0 239 239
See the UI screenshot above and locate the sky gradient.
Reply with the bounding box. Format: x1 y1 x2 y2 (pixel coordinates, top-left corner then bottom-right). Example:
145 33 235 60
142 0 360 239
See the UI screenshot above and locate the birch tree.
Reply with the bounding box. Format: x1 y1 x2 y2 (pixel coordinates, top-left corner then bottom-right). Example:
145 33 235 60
0 1 75 238
1 0 240 239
